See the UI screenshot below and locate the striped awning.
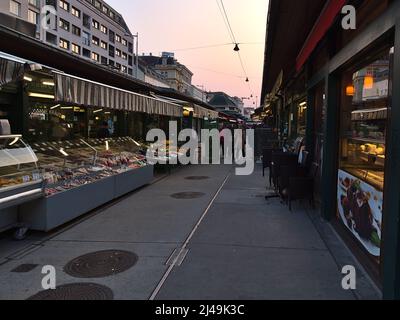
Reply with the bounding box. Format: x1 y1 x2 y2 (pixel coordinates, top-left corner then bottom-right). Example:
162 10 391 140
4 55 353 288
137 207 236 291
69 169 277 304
194 104 219 119
0 57 24 86
53 72 182 117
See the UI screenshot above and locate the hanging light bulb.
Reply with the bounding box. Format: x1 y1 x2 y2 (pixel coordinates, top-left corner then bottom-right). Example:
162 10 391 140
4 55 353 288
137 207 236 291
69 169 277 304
250 94 253 98
233 43 240 51
246 77 249 82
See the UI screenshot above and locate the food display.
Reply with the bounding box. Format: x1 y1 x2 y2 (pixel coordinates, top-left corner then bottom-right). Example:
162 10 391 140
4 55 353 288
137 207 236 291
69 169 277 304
32 137 149 197
340 110 386 191
0 136 43 190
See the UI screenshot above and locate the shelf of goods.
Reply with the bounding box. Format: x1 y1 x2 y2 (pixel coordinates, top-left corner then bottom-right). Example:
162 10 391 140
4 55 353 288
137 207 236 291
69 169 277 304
342 108 386 191
0 135 44 232
12 136 152 232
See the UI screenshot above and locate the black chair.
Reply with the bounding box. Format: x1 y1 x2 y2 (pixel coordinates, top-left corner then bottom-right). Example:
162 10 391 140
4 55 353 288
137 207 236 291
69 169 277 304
262 147 282 183
286 162 319 211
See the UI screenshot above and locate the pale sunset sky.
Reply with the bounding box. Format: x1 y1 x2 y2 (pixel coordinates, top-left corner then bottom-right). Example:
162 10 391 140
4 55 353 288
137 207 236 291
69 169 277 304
106 0 269 108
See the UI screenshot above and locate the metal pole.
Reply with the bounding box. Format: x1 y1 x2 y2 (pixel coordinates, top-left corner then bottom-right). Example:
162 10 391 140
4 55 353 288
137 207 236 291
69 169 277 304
135 33 139 79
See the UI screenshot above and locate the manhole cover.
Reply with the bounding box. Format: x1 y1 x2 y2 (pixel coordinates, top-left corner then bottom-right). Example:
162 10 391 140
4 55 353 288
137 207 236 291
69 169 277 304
27 283 113 300
170 192 205 199
11 264 39 273
185 176 210 181
64 250 138 278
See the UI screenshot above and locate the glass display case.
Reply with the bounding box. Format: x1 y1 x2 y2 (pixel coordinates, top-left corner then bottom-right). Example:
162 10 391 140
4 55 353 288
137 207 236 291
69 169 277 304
31 137 149 197
0 135 44 210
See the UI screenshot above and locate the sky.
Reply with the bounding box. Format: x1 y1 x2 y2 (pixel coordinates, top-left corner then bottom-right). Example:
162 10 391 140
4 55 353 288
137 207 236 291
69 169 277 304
106 0 269 108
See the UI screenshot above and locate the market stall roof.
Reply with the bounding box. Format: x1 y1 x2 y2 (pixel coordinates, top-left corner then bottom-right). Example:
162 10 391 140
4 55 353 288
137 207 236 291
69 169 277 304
260 0 328 104
151 94 219 119
53 71 182 117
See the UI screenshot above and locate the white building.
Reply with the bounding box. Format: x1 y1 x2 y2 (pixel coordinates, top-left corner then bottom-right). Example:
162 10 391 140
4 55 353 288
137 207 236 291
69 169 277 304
0 0 137 78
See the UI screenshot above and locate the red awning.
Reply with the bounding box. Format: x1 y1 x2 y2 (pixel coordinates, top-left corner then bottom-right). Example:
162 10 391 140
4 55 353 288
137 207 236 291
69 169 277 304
296 0 347 72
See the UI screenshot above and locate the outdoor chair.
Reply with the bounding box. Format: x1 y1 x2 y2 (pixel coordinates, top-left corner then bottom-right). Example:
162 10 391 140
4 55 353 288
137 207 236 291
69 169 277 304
262 147 282 184
283 162 319 211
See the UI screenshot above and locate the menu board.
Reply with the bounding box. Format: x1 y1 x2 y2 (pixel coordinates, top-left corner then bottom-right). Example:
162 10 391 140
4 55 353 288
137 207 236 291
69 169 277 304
337 170 383 258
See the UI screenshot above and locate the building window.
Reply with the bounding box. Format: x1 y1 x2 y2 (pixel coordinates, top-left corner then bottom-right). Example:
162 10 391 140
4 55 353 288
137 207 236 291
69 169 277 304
115 34 121 43
109 30 115 43
122 66 127 73
101 56 107 65
59 38 69 50
92 19 99 29
59 0 69 11
71 6 81 18
108 59 114 66
28 0 39 7
46 32 57 45
102 5 109 15
71 43 80 54
122 52 127 60
91 52 99 62
92 36 99 46
116 63 121 71
109 45 115 58
72 25 81 37
115 49 121 57
83 13 91 29
28 9 38 25
82 31 90 46
128 42 133 54
100 41 107 50
94 0 101 9
122 39 127 46
82 48 90 58
100 25 107 34
128 68 133 76
59 18 70 32
128 55 133 66
9 0 21 16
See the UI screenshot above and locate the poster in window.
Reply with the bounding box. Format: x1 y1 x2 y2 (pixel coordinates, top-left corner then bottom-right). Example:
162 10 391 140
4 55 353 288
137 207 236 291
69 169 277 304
337 170 383 257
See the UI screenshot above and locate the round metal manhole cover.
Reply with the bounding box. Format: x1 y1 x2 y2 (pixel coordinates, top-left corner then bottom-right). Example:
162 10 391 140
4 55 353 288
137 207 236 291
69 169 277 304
27 283 113 300
170 192 205 199
185 176 210 181
64 250 138 279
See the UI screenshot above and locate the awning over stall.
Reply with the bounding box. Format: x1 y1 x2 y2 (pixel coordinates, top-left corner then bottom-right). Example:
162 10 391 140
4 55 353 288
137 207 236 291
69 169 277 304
53 71 182 117
194 104 219 119
0 56 24 86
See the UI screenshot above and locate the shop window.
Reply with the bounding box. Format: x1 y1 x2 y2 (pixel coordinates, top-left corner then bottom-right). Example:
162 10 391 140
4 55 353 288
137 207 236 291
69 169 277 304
337 48 393 263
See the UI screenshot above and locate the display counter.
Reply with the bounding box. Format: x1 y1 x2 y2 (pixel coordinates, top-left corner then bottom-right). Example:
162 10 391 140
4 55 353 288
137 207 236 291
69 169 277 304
0 135 44 232
15 136 153 232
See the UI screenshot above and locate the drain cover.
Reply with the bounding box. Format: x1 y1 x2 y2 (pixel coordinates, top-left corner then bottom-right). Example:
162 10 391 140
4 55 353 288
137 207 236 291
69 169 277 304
171 192 205 199
27 283 113 300
64 250 138 278
11 264 39 273
185 176 210 181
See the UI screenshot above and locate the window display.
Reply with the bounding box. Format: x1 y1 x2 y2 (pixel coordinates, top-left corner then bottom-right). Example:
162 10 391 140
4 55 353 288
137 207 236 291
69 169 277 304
337 48 392 260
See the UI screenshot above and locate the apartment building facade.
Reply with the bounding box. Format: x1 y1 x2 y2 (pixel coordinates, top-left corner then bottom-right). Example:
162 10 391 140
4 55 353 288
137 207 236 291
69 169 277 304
0 0 136 77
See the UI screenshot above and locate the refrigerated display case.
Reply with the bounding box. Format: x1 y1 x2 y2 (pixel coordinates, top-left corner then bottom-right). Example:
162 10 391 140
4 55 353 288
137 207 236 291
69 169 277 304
19 137 153 231
0 134 44 232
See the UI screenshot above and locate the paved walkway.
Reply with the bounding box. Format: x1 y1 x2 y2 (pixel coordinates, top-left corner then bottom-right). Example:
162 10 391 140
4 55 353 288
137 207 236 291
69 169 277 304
0 164 380 300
